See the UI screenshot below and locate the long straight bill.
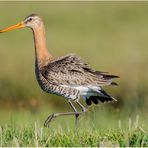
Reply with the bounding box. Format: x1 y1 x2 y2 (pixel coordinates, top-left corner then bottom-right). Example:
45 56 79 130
0 22 25 33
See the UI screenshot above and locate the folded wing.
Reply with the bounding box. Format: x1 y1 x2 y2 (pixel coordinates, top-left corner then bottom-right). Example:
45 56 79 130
41 53 119 87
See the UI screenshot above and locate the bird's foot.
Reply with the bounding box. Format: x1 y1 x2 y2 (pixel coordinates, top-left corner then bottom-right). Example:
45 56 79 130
44 113 55 128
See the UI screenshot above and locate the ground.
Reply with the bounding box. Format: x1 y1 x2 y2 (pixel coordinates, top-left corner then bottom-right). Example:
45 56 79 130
0 108 147 147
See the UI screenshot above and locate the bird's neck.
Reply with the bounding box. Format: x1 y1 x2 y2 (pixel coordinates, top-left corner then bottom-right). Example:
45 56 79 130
32 25 53 67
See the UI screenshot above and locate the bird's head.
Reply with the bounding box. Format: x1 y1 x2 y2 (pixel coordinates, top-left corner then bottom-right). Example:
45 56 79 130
0 14 43 33
24 14 43 28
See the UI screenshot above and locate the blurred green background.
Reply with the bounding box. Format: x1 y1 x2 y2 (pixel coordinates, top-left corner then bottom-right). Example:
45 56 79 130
0 1 148 127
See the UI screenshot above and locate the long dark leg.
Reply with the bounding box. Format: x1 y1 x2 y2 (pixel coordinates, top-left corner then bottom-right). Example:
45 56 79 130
68 101 79 129
74 101 87 128
44 111 83 127
44 100 82 127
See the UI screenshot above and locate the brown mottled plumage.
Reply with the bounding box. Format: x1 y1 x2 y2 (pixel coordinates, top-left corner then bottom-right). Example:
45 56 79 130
0 14 119 128
40 54 118 100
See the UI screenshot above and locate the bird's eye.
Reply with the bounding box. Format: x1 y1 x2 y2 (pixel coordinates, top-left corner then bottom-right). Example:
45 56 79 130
28 18 33 21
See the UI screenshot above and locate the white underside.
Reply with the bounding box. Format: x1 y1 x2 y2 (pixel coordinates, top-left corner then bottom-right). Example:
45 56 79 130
60 84 102 100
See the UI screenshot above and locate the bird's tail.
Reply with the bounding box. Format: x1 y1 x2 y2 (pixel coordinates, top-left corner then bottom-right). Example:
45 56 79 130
85 89 117 106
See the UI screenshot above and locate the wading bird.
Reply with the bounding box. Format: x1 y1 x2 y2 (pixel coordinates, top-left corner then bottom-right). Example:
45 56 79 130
0 14 119 127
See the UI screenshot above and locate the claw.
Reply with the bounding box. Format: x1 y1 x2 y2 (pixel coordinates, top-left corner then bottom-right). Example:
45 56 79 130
44 113 54 127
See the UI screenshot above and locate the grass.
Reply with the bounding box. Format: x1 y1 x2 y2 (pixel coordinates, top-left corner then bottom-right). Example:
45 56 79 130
0 117 147 147
0 107 147 147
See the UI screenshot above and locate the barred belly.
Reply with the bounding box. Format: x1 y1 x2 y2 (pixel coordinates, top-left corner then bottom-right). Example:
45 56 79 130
35 71 80 100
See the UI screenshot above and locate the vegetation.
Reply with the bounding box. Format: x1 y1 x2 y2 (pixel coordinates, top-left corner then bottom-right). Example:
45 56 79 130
0 109 147 147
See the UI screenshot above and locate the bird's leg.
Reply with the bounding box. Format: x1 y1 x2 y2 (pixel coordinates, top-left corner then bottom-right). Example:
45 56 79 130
44 111 83 128
44 101 87 128
68 100 79 129
76 101 87 112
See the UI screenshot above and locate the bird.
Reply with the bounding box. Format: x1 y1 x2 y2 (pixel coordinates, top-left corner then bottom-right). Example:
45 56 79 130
0 14 119 128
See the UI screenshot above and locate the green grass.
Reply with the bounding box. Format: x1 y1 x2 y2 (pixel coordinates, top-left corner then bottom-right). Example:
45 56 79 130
0 119 147 147
0 107 147 147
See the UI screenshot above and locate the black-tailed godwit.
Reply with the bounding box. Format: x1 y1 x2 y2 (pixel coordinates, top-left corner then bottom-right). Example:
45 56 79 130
0 14 119 127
